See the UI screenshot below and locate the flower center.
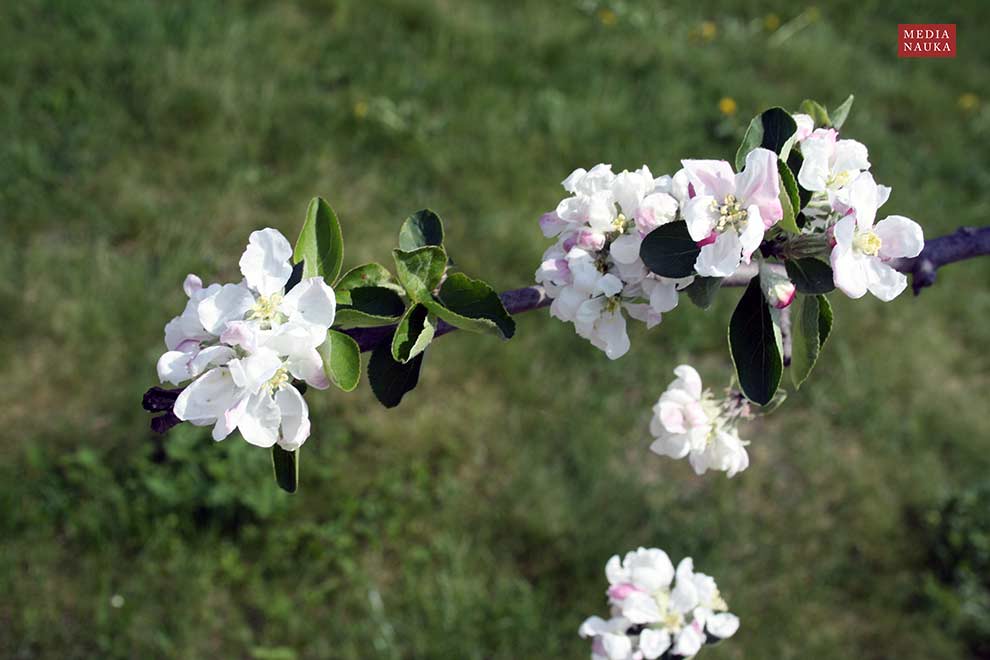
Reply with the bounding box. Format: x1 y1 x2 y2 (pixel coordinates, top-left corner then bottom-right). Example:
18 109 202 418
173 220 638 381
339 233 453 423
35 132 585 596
611 212 634 234
266 367 289 393
711 194 748 232
604 296 622 313
827 170 853 188
250 293 284 322
852 230 882 256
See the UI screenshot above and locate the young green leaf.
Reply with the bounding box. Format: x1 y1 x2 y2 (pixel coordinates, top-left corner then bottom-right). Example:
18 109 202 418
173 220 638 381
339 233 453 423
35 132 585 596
785 258 835 294
684 276 723 310
735 107 798 170
830 95 854 130
776 160 801 234
398 209 445 250
271 445 298 493
334 286 406 328
336 262 401 292
789 294 833 388
424 273 515 339
393 246 447 302
729 278 782 405
318 329 362 391
391 304 436 363
294 197 344 282
640 221 700 279
368 336 424 408
798 99 830 128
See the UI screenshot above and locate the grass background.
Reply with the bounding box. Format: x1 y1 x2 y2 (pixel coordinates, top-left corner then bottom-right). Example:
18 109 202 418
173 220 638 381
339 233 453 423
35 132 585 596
2 0 990 657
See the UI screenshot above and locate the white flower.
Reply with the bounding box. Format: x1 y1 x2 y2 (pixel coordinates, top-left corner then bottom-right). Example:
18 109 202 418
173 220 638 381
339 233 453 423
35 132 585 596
581 549 738 660
830 213 924 301
681 148 784 277
792 112 815 142
797 128 870 194
158 227 338 450
649 365 750 478
759 262 796 310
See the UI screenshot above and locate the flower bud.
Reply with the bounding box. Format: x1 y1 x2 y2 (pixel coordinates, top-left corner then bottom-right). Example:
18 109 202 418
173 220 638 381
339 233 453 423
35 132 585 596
759 263 796 309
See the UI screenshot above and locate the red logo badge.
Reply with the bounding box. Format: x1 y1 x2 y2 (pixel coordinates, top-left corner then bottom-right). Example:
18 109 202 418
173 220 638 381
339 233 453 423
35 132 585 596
898 24 956 58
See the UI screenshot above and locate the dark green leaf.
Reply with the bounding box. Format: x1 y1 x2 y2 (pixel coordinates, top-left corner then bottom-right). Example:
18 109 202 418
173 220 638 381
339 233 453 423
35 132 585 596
334 286 406 328
398 209 445 250
336 263 400 292
685 276 723 310
776 160 800 234
294 197 344 282
391 304 436 363
393 246 447 302
424 273 515 339
735 107 798 170
789 293 834 388
368 336 424 408
785 258 835 294
729 278 782 405
798 99 830 128
319 329 361 391
640 221 700 279
271 446 298 493
830 95 854 130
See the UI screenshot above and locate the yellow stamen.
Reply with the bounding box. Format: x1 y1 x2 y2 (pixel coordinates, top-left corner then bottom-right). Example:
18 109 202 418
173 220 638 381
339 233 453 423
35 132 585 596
250 293 283 322
853 231 882 256
266 367 289 393
710 194 748 232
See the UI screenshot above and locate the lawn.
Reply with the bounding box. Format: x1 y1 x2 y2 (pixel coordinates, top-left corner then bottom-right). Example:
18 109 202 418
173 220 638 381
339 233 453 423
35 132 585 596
2 0 990 658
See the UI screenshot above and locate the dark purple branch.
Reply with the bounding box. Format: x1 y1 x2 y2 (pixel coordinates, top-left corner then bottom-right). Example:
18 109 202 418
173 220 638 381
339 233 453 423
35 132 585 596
890 226 990 294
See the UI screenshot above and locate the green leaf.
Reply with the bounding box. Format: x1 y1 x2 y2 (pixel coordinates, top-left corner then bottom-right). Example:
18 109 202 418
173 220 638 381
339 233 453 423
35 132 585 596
640 221 700 279
271 445 298 493
830 95 854 130
398 209 445 251
785 258 835 294
776 160 801 234
685 276 723 310
424 273 516 339
368 337 424 408
790 293 833 389
729 278 782 405
318 329 361 391
392 246 447 302
336 263 400 292
334 286 405 328
294 197 344 282
391 304 436 363
735 107 798 170
798 99 830 128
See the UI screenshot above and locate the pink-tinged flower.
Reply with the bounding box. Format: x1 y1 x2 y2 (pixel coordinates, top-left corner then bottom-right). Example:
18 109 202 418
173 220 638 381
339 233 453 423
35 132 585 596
797 128 870 194
792 112 815 142
681 148 784 277
830 213 924 301
759 262 796 309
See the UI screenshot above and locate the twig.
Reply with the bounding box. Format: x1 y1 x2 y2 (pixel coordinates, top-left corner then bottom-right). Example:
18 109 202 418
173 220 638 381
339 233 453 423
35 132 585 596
890 226 990 294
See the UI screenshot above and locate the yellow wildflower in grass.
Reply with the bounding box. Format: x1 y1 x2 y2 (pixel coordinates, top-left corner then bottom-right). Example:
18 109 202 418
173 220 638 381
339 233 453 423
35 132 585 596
353 99 369 119
958 93 979 112
718 97 737 116
764 13 781 32
597 8 617 26
700 20 717 41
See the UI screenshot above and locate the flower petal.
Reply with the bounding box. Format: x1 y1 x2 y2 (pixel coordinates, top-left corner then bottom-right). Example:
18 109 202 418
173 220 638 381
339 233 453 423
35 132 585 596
875 215 924 259
682 196 719 241
227 347 282 393
609 233 642 265
640 628 672 660
173 368 240 424
286 347 330 390
237 392 281 447
281 277 337 330
735 148 782 224
681 159 736 200
198 283 254 335
695 231 742 277
275 384 311 450
865 258 908 302
239 228 293 296
830 244 870 299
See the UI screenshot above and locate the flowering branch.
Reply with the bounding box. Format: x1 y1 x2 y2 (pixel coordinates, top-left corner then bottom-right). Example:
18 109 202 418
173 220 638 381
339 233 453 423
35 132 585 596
342 225 990 353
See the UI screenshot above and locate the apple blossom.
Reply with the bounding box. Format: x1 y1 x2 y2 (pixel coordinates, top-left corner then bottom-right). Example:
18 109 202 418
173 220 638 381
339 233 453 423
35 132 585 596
759 262 796 309
792 112 815 142
681 148 784 277
649 365 750 477
581 548 739 659
830 213 924 301
797 127 870 195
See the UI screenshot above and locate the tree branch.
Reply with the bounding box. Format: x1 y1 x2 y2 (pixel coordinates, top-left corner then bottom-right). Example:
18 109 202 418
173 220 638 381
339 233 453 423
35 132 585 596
145 226 990 431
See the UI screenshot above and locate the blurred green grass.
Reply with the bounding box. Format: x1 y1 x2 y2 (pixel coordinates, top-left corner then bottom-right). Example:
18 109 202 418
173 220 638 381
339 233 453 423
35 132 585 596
2 0 990 657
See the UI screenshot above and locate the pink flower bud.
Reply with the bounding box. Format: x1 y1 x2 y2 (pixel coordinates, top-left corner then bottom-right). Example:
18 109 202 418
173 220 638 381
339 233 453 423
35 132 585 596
577 229 606 251
607 583 642 601
759 263 796 309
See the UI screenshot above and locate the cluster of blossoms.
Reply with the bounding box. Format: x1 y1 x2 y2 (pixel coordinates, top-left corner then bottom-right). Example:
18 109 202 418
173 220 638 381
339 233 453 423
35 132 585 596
534 164 692 360
580 548 739 659
648 365 750 478
788 114 925 301
156 228 336 449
